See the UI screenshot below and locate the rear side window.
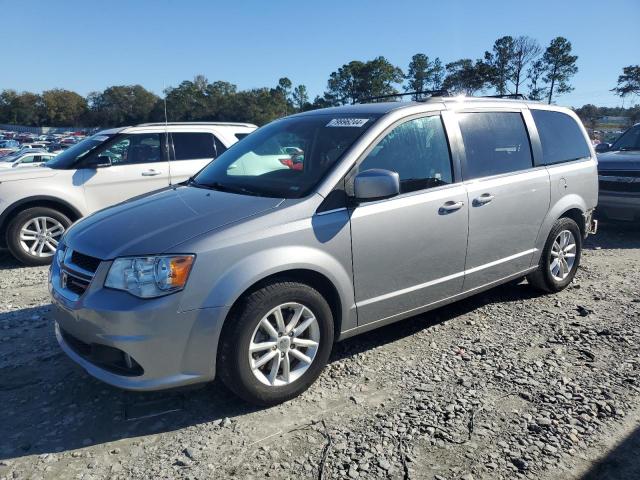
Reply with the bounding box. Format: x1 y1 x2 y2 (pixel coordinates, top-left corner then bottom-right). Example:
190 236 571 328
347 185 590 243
358 115 453 194
170 132 227 161
458 112 533 179
532 110 591 164
235 133 250 141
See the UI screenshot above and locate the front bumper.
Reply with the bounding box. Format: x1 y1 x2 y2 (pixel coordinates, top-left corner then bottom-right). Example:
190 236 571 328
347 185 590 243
598 192 640 221
49 259 229 391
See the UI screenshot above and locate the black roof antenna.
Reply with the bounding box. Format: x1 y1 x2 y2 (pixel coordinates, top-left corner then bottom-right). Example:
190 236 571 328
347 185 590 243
163 82 173 187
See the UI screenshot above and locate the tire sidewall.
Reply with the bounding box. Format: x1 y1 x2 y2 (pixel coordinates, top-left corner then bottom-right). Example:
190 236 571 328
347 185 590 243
540 218 582 291
6 207 70 266
223 283 334 405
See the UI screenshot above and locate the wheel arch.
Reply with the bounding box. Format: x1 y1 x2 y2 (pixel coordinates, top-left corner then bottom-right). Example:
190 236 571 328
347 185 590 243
222 268 345 344
0 196 83 247
532 194 587 265
559 207 586 238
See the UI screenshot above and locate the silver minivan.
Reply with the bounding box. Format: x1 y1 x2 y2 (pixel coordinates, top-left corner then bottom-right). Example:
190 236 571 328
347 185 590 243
49 97 598 405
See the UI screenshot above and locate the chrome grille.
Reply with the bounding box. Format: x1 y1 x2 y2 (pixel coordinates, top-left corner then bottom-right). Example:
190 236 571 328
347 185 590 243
599 171 640 193
70 251 101 273
60 249 101 297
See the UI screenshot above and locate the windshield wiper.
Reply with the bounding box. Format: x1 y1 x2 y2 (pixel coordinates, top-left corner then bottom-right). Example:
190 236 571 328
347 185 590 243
618 147 640 152
188 178 263 196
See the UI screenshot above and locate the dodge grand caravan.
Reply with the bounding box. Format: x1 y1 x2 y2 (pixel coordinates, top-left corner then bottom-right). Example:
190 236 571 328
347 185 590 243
50 98 598 405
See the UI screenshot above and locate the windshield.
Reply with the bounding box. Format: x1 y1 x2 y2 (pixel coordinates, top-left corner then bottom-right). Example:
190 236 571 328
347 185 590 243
1 152 21 162
45 133 115 169
193 114 379 198
611 125 640 151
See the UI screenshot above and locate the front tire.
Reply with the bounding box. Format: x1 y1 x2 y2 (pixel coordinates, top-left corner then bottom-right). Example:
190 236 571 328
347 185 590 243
6 207 71 266
218 281 334 406
527 217 582 293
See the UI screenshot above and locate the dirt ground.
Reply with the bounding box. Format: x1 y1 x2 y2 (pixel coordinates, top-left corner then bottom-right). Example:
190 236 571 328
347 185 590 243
0 222 639 480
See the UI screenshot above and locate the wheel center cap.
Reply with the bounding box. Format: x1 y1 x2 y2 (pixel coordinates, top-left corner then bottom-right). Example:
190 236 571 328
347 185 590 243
278 336 291 351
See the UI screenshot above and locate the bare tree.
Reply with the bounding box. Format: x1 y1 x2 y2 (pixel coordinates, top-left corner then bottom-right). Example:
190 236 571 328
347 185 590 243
511 36 541 95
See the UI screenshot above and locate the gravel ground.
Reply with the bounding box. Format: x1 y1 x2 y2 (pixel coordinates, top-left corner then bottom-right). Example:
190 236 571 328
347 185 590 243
0 222 639 480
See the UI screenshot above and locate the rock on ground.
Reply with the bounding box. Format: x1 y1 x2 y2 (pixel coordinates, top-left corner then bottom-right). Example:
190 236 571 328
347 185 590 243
0 222 639 480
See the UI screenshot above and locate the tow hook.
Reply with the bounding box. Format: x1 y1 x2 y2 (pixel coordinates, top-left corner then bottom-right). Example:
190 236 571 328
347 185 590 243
585 210 598 236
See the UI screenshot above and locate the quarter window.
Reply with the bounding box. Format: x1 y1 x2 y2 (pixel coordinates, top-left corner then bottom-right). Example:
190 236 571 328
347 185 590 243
532 110 592 164
458 112 533 179
358 116 453 194
169 132 226 161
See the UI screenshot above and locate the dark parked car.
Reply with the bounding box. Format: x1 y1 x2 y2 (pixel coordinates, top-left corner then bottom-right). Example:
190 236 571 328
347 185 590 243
596 123 640 221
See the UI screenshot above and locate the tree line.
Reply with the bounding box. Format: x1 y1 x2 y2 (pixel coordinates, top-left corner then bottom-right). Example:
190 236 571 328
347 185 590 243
1 34 638 128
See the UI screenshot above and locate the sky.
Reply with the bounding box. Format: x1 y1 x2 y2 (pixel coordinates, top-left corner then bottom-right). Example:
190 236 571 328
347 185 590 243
1 0 638 108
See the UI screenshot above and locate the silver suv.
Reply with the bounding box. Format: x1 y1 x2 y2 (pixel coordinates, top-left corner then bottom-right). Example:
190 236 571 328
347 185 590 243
49 98 598 405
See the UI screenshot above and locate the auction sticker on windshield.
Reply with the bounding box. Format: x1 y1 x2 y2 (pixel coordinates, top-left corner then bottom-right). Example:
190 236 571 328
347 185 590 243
326 118 369 127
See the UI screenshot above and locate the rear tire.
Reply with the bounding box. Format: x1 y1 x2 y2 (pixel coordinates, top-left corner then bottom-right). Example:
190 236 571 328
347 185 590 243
527 217 582 293
218 281 334 406
6 207 71 266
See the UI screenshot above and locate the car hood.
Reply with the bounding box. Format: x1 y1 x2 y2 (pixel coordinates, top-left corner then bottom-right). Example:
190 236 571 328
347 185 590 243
0 165 57 181
63 185 284 259
597 150 640 172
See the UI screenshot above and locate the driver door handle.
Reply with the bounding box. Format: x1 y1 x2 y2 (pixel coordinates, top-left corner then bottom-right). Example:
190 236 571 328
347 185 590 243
141 169 161 176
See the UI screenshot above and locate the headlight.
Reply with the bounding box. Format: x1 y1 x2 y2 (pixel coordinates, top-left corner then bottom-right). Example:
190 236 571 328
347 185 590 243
105 255 195 298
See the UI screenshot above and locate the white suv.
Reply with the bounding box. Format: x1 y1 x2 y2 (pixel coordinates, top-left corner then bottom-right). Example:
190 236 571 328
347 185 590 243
0 122 256 265
0 149 57 169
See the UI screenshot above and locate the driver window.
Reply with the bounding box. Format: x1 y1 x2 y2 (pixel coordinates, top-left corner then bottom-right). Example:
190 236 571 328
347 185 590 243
358 116 453 194
100 134 161 166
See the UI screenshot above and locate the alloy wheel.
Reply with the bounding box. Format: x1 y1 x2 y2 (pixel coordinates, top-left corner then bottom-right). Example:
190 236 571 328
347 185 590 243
19 216 65 258
248 302 320 387
549 229 577 281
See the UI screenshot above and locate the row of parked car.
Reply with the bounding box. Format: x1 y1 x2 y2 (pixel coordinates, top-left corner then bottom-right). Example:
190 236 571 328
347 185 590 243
0 97 637 406
0 129 89 158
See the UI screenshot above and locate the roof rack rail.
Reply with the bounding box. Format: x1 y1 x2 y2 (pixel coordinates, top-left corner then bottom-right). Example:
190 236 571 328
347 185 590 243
357 90 450 104
136 121 256 127
482 94 528 100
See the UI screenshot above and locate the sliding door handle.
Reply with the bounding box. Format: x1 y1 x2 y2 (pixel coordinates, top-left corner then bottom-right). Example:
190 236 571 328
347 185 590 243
439 200 465 214
473 193 495 206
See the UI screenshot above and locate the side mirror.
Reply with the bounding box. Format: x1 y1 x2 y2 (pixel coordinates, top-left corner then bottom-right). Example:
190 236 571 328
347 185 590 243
353 169 400 201
595 143 612 153
84 155 112 168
